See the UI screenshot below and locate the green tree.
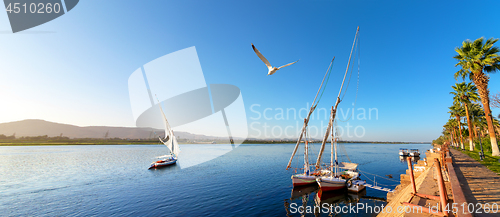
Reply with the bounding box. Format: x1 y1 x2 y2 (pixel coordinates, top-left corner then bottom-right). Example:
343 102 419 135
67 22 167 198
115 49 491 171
444 120 456 146
449 103 465 149
451 82 480 151
454 37 500 156
469 103 485 138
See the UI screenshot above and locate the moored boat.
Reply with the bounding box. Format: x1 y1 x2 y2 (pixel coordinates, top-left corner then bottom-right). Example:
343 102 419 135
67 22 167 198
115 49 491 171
409 149 420 157
315 27 361 192
286 57 337 186
291 169 331 186
347 179 366 192
316 176 346 191
399 148 408 156
291 174 317 186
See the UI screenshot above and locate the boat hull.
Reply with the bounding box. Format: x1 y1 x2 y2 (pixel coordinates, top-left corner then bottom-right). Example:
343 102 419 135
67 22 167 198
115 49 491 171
149 159 177 169
316 177 346 191
291 174 317 186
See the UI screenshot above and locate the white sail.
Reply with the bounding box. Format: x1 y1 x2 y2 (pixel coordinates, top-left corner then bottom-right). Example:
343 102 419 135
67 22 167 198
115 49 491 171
157 98 180 157
158 134 172 154
158 102 170 137
171 135 180 156
338 162 358 170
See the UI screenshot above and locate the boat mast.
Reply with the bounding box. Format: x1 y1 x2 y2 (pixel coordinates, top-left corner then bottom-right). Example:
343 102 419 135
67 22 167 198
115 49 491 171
304 136 309 174
286 57 335 170
330 119 334 177
315 26 360 169
334 130 338 176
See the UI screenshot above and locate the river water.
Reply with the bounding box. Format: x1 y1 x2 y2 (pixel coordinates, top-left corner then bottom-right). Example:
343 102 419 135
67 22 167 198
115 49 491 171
0 143 430 216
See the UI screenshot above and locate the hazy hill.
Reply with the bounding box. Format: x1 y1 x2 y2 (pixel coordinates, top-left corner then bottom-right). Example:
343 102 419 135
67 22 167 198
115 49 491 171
0 119 220 140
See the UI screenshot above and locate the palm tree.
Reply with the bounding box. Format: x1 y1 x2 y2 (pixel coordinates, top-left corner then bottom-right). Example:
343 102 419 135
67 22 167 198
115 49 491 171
449 103 465 149
450 118 461 148
469 103 485 138
454 37 500 156
451 82 480 151
445 119 459 147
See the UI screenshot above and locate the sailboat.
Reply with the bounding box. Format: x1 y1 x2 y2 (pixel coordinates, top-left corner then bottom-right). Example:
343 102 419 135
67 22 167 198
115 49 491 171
315 26 363 192
315 114 348 191
148 99 181 169
286 57 337 187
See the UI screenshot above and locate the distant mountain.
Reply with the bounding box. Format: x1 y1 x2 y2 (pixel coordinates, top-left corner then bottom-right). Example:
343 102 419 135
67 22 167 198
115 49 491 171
0 119 223 140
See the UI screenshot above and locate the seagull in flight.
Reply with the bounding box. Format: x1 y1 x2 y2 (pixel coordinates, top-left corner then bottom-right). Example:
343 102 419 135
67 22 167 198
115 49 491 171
252 43 299 75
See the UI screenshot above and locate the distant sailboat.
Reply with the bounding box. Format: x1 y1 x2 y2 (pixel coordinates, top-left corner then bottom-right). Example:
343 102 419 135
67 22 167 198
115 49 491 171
149 99 181 169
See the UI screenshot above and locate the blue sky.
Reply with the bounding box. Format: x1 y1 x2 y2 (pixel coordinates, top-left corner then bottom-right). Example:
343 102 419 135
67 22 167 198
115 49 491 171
0 0 499 142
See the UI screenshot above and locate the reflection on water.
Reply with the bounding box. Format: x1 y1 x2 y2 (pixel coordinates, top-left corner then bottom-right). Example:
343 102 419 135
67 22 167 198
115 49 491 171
291 185 319 200
399 155 420 163
285 185 371 216
315 189 366 204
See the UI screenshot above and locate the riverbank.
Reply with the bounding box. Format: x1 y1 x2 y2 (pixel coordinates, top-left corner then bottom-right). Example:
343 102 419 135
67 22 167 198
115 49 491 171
0 142 158 146
0 141 224 146
379 145 500 216
458 148 500 175
0 140 430 146
449 149 500 208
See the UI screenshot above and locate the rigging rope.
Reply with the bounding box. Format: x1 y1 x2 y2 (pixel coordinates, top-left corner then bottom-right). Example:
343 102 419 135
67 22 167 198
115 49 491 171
314 58 335 107
338 32 360 122
341 33 358 101
358 169 400 183
341 143 352 163
362 173 399 187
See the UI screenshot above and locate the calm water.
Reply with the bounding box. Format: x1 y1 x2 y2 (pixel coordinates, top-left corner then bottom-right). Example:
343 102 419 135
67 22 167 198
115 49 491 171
0 143 430 216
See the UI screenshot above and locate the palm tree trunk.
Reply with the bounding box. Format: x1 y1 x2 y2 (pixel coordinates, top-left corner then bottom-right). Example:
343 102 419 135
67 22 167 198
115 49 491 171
464 103 474 151
451 129 457 147
483 101 499 156
456 115 464 149
472 122 478 138
472 72 499 156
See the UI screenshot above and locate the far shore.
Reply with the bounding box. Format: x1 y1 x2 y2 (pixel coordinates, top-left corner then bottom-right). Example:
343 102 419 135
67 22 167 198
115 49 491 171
0 140 430 146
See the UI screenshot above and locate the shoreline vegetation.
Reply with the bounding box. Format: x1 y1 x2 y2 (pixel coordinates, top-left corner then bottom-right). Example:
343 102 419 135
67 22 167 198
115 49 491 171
459 148 500 174
0 134 429 146
433 37 500 159
432 37 500 175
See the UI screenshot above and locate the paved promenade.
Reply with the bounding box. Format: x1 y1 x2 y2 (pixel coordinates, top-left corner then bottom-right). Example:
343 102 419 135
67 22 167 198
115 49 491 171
450 149 500 216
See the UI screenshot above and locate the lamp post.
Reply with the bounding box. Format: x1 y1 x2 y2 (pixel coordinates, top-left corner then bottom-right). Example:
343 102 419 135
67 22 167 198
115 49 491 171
477 127 484 161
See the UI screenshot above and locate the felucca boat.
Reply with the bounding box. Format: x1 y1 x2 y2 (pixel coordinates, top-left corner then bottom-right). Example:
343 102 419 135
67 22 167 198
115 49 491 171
286 56 336 186
149 99 181 169
315 26 364 192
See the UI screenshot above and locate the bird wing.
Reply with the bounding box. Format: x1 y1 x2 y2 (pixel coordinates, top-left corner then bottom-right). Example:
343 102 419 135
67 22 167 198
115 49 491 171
252 44 272 70
278 59 299 69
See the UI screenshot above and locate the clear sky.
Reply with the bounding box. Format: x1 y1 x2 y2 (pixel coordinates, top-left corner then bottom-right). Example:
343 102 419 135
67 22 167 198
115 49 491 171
0 0 499 142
